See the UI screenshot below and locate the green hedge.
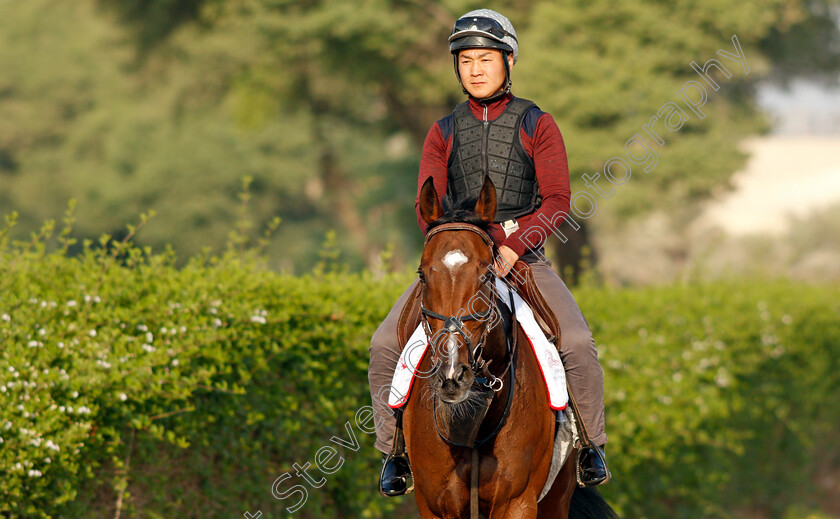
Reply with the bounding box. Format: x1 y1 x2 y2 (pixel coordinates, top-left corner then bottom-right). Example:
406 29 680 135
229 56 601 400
1 211 838 518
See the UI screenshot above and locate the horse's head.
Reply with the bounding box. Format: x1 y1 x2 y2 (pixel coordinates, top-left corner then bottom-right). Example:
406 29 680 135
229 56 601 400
417 176 499 405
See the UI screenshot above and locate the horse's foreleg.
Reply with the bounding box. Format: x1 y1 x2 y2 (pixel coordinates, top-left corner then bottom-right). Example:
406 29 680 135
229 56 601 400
414 497 443 519
487 494 540 519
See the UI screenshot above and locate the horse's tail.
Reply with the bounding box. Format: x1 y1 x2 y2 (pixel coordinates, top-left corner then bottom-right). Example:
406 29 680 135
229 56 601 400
568 487 620 519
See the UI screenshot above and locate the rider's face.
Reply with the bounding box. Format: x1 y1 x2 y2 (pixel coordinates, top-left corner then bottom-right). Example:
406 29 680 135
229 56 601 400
457 49 512 100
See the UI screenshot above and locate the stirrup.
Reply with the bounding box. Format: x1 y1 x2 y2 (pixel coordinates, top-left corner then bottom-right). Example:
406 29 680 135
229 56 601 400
378 451 414 496
575 445 611 487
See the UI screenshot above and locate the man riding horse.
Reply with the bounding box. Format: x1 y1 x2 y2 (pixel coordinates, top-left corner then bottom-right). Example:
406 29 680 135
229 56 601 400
369 8 611 495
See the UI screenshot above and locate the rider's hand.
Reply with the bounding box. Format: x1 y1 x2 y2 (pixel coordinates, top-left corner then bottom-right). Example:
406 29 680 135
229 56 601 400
493 245 519 278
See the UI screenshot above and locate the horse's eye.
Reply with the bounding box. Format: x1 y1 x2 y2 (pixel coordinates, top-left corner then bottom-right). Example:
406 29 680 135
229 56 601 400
416 268 426 283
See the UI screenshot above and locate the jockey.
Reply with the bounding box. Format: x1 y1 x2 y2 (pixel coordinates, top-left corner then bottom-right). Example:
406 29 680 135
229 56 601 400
369 8 611 495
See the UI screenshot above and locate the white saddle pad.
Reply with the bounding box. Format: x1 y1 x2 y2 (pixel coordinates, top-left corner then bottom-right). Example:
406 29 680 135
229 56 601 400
388 278 568 410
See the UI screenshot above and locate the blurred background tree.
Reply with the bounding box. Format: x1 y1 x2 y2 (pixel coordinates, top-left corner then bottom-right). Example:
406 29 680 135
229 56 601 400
1 0 838 277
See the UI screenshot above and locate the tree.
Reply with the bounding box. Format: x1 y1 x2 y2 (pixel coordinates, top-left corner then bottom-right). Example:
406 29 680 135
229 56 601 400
2 0 839 277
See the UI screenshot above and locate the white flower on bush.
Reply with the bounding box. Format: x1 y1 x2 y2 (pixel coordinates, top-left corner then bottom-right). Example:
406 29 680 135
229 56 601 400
93 295 101 304
119 393 127 401
84 295 91 303
250 308 268 324
137 324 148 332
27 469 42 478
66 300 77 307
96 360 111 369
72 391 79 398
171 359 179 367
142 344 156 353
88 329 97 337
212 318 223 328
27 340 41 348
30 437 43 447
0 435 3 443
38 328 46 336
1 313 9 322
146 332 154 343
714 368 731 388
44 457 51 464
76 406 91 415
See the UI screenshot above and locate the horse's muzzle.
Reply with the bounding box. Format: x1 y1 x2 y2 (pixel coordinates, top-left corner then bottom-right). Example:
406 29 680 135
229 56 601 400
435 364 474 404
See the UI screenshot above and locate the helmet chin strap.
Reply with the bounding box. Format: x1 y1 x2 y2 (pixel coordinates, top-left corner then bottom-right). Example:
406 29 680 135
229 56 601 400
454 50 513 101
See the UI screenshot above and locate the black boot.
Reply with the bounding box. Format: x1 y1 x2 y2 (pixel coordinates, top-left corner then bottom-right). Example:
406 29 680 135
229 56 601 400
578 445 611 487
379 453 412 497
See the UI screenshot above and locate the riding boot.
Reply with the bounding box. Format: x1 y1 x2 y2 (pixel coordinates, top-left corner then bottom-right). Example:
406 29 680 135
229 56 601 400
379 453 412 496
578 444 611 487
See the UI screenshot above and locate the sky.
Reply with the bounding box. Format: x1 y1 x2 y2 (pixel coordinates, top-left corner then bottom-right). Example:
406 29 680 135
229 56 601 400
757 78 840 135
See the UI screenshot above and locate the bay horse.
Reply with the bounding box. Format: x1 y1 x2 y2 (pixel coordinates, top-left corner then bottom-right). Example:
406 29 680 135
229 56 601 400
402 176 618 519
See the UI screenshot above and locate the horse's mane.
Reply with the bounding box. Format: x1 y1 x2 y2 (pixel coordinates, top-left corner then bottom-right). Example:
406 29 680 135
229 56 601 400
425 194 494 236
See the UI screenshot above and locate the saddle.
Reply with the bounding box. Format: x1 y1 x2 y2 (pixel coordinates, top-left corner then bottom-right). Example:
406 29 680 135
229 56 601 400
396 260 562 349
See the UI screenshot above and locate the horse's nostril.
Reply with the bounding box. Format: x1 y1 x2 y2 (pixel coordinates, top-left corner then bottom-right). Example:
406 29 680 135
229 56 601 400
456 365 469 383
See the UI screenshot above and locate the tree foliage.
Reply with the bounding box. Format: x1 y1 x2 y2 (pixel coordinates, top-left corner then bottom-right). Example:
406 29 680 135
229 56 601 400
1 0 839 271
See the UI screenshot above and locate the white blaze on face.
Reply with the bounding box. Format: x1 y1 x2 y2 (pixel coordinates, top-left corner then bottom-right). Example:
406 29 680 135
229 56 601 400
440 249 468 379
442 249 468 271
445 334 459 379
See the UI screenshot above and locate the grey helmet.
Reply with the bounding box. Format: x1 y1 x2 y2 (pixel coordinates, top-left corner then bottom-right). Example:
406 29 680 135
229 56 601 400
448 9 519 96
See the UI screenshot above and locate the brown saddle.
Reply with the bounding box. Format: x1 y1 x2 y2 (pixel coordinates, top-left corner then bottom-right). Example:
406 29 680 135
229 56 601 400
396 260 562 350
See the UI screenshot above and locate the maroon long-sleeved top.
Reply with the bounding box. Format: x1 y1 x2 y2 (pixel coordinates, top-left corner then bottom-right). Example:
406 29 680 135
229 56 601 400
414 93 572 258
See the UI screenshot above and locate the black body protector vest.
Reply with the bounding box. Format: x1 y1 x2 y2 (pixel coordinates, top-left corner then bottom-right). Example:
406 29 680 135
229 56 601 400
447 97 541 222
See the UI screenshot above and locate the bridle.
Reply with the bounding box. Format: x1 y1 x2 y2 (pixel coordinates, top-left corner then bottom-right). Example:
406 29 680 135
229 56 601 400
415 221 523 517
418 223 502 389
417 222 519 447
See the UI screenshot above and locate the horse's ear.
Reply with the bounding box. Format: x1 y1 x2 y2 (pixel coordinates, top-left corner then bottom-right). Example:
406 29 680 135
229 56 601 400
474 176 497 223
419 177 443 224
